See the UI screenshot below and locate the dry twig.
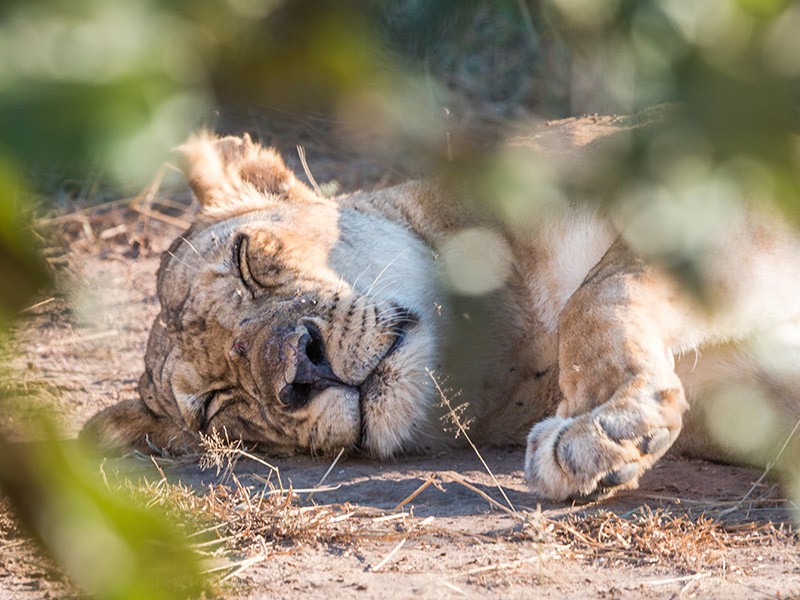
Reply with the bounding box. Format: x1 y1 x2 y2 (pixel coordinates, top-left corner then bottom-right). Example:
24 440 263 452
427 368 516 514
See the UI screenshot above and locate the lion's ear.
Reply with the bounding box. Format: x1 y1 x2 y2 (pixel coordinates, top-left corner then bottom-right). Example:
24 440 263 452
79 399 194 455
176 131 314 216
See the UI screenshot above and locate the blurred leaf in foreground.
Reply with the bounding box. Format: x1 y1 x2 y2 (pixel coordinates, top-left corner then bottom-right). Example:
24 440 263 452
0 0 212 190
0 14 205 585
0 160 49 321
0 424 205 600
0 173 204 596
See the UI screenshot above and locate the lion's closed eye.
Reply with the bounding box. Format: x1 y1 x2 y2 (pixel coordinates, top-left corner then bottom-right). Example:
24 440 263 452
201 387 243 430
232 231 286 297
232 233 260 297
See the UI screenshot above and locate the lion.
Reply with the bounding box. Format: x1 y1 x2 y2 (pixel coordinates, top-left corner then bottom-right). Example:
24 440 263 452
81 115 800 501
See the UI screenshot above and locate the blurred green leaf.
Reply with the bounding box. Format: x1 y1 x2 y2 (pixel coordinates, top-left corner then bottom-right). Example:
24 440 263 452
0 161 202 597
0 0 212 190
0 161 49 320
0 421 204 600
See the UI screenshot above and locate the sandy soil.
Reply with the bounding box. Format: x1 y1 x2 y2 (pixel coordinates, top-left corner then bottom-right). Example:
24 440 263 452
2 119 799 599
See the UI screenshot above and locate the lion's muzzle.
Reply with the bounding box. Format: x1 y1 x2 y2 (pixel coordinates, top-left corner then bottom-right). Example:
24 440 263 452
276 322 353 409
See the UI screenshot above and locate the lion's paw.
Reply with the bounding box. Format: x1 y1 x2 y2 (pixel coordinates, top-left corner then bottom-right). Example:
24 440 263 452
524 407 678 502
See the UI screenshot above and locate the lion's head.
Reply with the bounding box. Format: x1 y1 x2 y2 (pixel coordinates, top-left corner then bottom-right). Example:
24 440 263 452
83 133 446 458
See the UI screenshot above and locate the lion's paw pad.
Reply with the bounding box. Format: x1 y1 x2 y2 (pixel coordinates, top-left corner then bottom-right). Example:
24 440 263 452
599 462 639 487
639 427 671 455
524 413 678 501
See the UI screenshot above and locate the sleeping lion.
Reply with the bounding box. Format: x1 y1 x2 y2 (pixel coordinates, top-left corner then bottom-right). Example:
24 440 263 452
82 117 800 501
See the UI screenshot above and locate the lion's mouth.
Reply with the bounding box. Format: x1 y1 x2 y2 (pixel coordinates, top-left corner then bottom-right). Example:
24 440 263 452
262 307 419 453
384 307 419 358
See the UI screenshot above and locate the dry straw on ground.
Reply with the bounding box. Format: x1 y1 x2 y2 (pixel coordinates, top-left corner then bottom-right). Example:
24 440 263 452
105 434 796 588
91 379 797 587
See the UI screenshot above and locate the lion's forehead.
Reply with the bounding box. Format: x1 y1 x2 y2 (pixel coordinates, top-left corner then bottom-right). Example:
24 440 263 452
329 209 440 302
159 205 442 324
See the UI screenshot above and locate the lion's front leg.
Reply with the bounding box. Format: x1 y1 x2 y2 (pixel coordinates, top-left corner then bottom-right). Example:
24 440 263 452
525 242 691 501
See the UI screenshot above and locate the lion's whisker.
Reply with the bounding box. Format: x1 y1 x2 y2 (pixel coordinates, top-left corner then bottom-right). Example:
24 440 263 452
363 249 409 297
374 308 411 331
165 249 201 272
179 235 201 256
348 264 373 292
374 304 406 322
362 279 400 306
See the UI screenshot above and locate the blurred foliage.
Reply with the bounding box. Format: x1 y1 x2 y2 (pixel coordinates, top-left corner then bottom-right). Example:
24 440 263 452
542 0 800 196
0 0 799 594
1 0 798 194
0 73 203 597
0 0 213 189
429 0 800 300
0 161 50 320
0 194 203 595
0 422 204 599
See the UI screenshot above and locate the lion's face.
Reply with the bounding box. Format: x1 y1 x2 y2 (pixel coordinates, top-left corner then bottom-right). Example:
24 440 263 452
139 136 444 458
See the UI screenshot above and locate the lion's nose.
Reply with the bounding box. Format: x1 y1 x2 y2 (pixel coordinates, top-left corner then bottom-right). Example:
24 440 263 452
293 323 338 383
278 323 344 408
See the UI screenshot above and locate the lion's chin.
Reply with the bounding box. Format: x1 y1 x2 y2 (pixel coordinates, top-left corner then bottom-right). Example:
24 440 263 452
299 379 409 459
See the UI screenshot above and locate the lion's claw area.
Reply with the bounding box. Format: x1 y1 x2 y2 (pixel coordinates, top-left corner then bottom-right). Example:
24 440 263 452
524 408 682 501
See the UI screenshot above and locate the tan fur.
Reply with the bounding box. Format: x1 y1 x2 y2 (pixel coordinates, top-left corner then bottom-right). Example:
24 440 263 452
82 121 800 501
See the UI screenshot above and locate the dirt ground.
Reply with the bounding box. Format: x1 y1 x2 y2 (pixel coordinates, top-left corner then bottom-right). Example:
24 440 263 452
2 118 799 599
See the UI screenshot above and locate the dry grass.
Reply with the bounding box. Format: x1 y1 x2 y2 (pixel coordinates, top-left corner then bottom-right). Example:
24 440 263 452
112 453 480 583
105 448 797 589
429 368 518 515
90 404 796 588
35 164 195 261
548 507 793 572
